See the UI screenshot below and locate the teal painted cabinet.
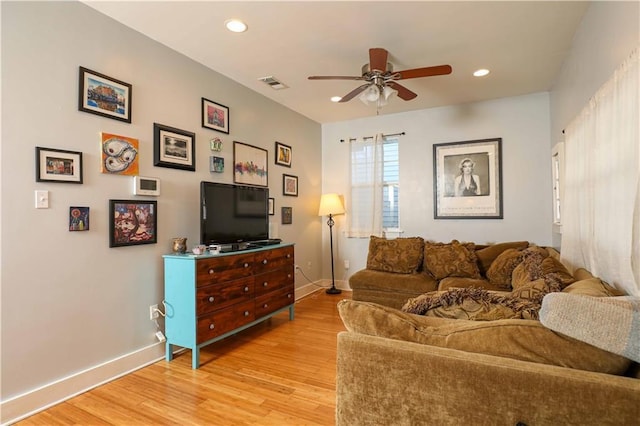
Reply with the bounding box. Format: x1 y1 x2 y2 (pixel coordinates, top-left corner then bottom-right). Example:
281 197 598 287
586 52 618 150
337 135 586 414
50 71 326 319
163 244 295 368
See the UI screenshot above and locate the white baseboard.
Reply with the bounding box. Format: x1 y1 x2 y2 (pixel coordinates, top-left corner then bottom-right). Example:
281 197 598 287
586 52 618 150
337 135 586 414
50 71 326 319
1 282 350 425
1 343 166 425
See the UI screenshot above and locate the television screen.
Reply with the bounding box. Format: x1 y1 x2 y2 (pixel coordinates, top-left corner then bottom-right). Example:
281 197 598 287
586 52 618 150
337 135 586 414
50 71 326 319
200 181 269 245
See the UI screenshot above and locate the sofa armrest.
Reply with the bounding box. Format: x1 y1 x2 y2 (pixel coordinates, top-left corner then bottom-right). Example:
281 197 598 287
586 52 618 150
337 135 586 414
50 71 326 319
336 332 640 426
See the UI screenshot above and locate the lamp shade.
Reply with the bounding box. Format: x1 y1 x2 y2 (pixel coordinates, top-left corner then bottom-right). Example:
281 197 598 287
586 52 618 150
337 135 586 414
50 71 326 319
318 193 345 216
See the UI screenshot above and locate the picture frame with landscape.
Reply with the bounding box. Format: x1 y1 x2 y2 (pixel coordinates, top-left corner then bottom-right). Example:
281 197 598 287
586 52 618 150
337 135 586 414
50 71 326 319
153 123 196 171
78 66 132 123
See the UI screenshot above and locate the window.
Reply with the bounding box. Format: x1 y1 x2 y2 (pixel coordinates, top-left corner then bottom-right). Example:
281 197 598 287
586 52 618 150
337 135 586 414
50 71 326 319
347 135 399 237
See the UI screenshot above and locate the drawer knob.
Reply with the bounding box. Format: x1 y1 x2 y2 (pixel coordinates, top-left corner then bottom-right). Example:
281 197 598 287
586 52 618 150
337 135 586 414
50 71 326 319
263 303 268 308
286 254 291 258
287 274 292 278
287 293 292 298
243 263 249 268
262 259 268 265
209 323 215 330
208 268 215 275
244 311 250 317
263 282 268 287
244 286 249 292
208 296 215 303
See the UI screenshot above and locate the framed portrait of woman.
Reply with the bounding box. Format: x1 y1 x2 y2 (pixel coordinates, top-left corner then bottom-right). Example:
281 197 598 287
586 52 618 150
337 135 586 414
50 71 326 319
433 138 503 219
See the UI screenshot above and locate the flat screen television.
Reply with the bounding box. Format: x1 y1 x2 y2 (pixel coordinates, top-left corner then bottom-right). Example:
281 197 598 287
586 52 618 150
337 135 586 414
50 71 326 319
200 181 269 246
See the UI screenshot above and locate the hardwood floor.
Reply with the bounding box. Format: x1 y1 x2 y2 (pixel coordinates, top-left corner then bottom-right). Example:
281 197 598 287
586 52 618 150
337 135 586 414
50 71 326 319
18 290 350 425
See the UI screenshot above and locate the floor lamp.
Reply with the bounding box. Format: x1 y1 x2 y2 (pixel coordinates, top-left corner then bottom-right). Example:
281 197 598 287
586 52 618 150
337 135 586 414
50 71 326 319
318 193 345 295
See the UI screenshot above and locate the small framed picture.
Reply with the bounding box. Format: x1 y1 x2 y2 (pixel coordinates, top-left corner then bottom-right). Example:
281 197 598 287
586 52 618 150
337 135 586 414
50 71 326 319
281 207 292 224
109 200 157 247
202 97 229 134
210 156 224 173
78 66 132 123
69 207 90 231
36 147 83 184
153 123 196 171
275 141 292 167
268 198 275 215
283 174 298 196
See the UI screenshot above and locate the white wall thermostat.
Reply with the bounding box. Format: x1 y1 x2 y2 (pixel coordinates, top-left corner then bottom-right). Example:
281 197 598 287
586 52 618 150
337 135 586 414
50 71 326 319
133 176 161 196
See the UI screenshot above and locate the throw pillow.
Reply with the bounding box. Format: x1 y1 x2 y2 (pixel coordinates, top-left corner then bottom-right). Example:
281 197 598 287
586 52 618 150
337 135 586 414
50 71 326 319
366 235 425 274
402 287 542 320
485 248 524 289
563 277 626 297
512 249 575 290
474 241 529 275
338 299 631 375
423 240 481 280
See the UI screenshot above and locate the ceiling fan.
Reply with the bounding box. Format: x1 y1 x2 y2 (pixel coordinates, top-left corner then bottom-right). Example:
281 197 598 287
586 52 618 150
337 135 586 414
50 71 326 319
308 48 452 106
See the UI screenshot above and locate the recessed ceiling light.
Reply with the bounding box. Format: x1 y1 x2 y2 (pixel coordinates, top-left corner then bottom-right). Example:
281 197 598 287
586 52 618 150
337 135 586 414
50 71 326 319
330 96 342 103
225 19 247 33
473 69 490 77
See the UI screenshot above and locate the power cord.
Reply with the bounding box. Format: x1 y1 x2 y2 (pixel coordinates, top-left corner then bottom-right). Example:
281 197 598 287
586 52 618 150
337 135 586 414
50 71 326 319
295 265 331 289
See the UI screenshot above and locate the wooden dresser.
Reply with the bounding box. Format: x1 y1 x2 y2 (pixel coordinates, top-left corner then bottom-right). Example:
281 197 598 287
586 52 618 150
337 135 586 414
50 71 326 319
163 243 295 368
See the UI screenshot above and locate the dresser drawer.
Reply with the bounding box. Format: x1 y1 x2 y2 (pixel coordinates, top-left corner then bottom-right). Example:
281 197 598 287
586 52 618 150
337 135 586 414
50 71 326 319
197 300 255 343
253 246 294 274
255 285 295 318
196 276 254 316
196 253 254 286
254 267 295 297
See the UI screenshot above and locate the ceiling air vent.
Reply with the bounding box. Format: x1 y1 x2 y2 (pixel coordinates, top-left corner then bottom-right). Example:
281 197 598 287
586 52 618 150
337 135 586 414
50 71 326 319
258 76 288 90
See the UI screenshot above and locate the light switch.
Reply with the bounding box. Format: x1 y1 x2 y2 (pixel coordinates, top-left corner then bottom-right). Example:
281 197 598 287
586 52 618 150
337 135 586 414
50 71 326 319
35 190 49 208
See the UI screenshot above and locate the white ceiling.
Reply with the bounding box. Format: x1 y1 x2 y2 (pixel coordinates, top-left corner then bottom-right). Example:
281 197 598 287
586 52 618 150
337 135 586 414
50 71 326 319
83 1 590 124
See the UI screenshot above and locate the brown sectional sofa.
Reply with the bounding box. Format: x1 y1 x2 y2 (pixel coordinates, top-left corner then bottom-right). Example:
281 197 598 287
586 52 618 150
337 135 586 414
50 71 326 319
338 237 640 425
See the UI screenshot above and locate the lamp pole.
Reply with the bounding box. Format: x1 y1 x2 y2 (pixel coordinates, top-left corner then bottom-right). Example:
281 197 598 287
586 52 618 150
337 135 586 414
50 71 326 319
326 213 341 294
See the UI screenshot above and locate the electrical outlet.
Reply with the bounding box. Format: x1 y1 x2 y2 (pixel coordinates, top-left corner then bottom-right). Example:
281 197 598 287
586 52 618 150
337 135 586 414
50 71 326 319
344 260 350 269
307 261 312 270
294 264 300 273
149 304 159 320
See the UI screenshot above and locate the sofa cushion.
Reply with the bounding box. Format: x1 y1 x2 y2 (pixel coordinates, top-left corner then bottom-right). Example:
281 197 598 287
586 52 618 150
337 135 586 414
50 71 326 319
338 299 631 375
366 236 425 274
437 277 504 292
540 294 640 363
512 249 575 290
402 287 541 320
563 277 626 297
423 240 481 280
485 248 524 289
474 241 529 275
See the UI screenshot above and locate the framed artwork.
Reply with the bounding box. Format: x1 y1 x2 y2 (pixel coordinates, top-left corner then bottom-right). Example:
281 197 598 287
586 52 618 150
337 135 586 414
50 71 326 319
109 200 157 247
69 207 90 231
433 138 503 219
283 174 298 196
268 198 275 215
101 133 139 175
275 141 292 167
233 141 268 187
281 207 292 224
78 66 132 123
153 123 196 171
210 156 224 173
202 97 229 134
35 147 83 184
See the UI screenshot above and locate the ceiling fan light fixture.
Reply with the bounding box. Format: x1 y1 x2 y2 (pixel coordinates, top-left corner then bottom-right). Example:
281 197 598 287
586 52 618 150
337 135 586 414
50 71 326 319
225 19 248 33
359 84 380 105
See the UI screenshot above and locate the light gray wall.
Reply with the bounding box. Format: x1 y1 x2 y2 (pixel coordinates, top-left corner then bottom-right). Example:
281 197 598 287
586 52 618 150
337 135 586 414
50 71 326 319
321 92 553 279
549 1 639 247
1 0 321 403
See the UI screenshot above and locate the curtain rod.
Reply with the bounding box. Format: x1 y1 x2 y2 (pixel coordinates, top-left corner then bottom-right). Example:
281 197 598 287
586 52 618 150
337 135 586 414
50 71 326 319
339 131 405 143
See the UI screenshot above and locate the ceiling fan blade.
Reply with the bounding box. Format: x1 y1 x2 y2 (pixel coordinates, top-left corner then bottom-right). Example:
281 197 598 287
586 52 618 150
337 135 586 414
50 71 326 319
339 83 371 102
395 65 452 80
387 82 417 101
308 75 364 80
369 48 388 73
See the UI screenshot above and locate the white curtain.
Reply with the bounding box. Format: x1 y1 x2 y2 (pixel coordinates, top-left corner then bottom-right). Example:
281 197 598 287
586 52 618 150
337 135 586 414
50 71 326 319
347 133 384 237
561 47 639 297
